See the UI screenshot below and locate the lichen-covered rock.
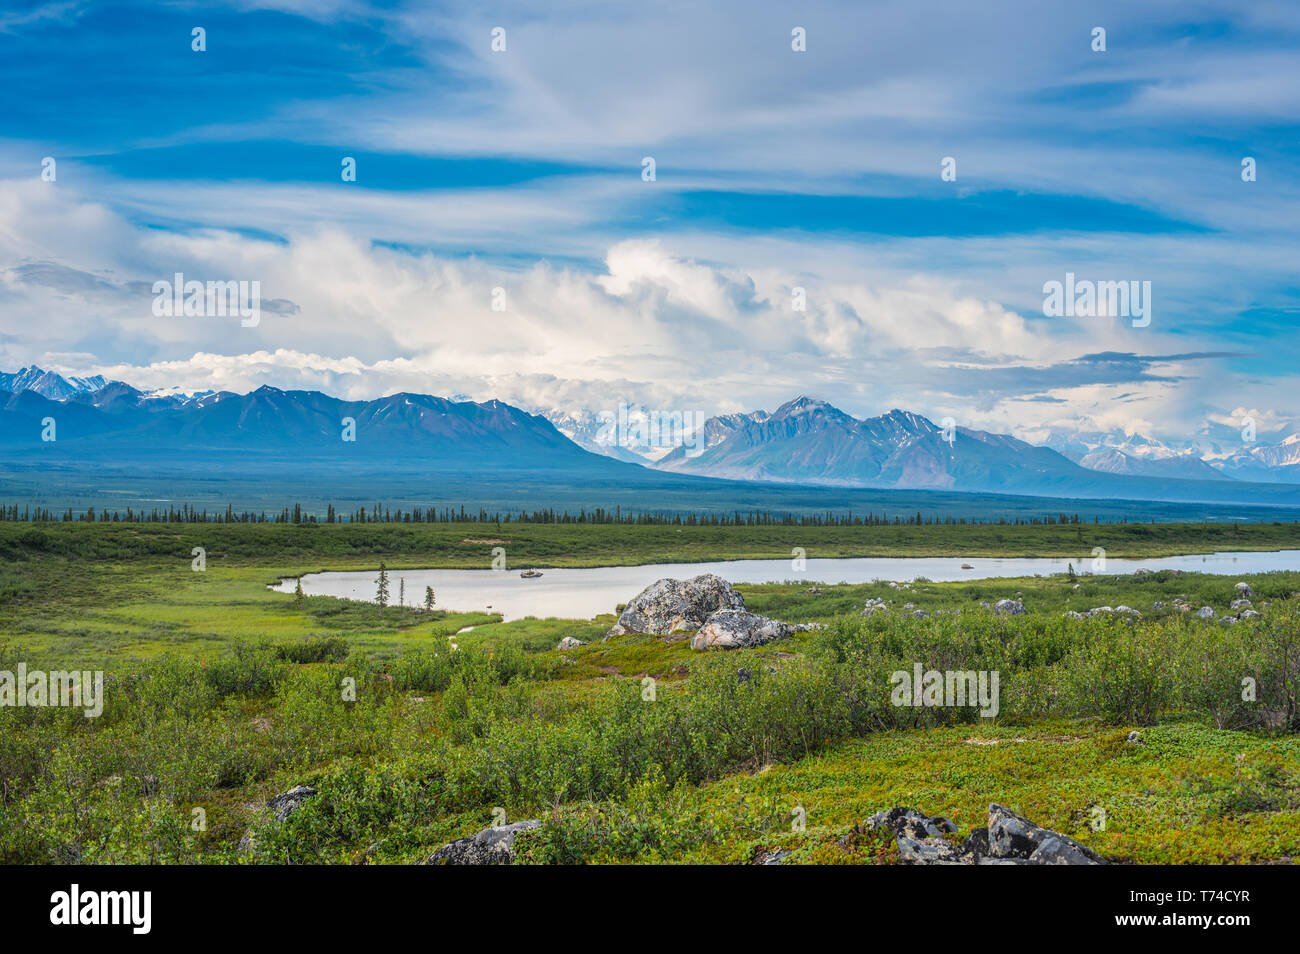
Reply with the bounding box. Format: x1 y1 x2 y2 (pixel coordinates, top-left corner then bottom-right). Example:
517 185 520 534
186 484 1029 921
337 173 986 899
268 785 317 822
556 636 586 650
1230 599 1252 611
424 820 542 865
1236 582 1254 597
604 574 745 640
866 806 958 840
688 609 816 650
987 803 1104 865
1195 606 1215 619
993 599 1024 615
1086 605 1140 619
239 784 317 851
866 804 1105 865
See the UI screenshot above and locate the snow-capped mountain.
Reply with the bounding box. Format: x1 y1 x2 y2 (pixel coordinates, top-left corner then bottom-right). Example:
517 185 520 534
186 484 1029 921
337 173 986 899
0 366 107 400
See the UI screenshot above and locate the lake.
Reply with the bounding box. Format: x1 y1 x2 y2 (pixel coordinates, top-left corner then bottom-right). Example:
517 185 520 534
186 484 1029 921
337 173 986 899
272 549 1300 622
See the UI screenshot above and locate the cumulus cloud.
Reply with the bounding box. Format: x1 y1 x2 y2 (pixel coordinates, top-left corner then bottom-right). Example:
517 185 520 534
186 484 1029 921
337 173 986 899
1 173 1261 444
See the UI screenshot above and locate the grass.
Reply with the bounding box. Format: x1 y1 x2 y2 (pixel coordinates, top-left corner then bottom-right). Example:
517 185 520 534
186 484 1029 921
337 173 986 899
650 722 1300 865
0 520 1297 865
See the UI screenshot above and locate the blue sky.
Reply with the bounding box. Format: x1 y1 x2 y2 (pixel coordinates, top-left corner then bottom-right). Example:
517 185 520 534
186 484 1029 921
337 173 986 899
1 0 1298 449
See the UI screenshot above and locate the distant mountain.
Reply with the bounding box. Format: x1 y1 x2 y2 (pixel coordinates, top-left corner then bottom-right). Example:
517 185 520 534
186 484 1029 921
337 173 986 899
1076 447 1233 481
653 396 1300 505
1042 422 1300 485
5 370 1300 510
541 408 651 464
1212 436 1300 484
656 397 1074 491
0 366 107 400
0 380 618 475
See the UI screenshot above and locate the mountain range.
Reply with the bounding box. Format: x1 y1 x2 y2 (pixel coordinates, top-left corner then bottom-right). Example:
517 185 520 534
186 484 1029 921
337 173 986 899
547 395 1300 487
3 366 1300 510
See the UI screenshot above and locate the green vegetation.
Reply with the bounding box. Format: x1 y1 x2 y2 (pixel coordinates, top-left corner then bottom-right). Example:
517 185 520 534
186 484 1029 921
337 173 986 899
0 521 1297 865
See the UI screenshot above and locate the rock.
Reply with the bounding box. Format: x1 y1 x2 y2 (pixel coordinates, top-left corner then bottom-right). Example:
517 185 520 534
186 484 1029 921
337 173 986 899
987 803 1105 865
1085 605 1140 619
755 848 791 865
424 819 542 865
1029 834 1104 865
1064 610 1085 620
911 609 928 619
1230 599 1252 611
555 636 586 650
897 835 964 864
688 609 816 650
1134 568 1152 576
1236 582 1253 597
1239 609 1261 620
604 574 745 640
868 805 1104 866
1126 730 1142 745
861 598 889 617
1195 606 1215 619
993 599 1024 616
239 784 317 851
961 827 989 858
867 806 958 840
269 785 317 822
1152 602 1167 610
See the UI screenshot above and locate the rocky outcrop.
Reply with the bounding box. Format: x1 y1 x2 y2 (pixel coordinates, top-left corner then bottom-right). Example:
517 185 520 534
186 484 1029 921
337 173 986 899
861 598 889 616
606 574 811 650
268 785 317 821
1083 605 1141 619
867 803 1106 865
689 610 818 650
239 784 317 851
424 819 541 865
604 574 745 640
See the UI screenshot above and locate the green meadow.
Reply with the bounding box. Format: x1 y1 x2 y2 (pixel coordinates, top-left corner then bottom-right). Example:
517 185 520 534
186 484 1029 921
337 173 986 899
0 520 1297 864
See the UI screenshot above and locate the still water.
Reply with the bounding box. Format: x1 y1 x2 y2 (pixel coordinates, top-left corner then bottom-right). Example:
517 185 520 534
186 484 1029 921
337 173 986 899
272 550 1300 622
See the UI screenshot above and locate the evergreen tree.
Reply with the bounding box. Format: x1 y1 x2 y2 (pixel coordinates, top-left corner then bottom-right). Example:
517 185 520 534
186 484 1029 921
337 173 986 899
376 563 390 611
424 586 436 612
